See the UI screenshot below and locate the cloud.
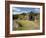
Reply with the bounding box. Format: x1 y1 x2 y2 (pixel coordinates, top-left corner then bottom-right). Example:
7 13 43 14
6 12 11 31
34 9 39 11
13 8 21 12
16 8 21 12
13 12 23 15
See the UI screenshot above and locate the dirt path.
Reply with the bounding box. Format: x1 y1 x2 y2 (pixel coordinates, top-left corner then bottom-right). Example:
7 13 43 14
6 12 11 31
13 20 19 30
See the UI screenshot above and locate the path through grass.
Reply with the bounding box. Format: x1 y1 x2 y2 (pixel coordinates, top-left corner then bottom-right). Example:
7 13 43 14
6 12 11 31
13 20 40 30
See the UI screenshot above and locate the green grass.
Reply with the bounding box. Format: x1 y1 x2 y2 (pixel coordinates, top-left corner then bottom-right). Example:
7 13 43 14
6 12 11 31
17 20 34 26
15 20 39 30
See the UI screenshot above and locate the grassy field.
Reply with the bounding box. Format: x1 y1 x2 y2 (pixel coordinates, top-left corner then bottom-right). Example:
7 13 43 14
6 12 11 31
13 20 40 31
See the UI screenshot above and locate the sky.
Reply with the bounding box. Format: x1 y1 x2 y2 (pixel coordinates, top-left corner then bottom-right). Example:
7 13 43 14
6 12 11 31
12 7 40 15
